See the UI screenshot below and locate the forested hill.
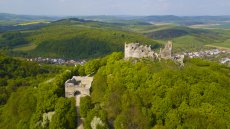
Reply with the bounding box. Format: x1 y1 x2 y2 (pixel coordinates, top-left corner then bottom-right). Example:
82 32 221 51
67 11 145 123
0 52 230 129
8 19 160 59
79 53 230 129
0 54 77 129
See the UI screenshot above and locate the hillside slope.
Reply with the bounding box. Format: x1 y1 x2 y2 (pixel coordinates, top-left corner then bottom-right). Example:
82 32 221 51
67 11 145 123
12 20 160 59
79 53 230 129
1 52 230 129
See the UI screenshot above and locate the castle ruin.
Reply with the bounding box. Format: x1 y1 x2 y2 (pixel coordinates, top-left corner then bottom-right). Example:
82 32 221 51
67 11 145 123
65 76 93 98
160 41 173 59
65 76 94 129
124 41 184 66
124 43 158 59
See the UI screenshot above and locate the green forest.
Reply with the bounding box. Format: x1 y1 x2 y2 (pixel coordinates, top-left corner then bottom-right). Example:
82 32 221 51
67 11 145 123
79 53 230 129
0 54 77 129
0 51 230 129
3 20 160 59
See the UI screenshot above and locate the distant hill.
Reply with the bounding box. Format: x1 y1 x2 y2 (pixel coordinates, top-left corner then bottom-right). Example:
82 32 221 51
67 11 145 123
2 15 230 58
0 13 62 25
10 18 160 59
139 15 230 25
2 13 230 26
74 15 230 25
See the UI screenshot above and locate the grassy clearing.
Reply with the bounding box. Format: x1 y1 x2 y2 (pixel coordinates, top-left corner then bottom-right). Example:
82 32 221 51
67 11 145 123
13 43 37 51
170 35 206 51
126 24 175 33
190 24 230 30
207 39 230 49
17 21 50 26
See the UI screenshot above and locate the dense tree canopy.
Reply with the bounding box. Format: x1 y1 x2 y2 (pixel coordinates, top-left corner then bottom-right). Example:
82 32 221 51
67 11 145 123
0 54 77 129
0 52 230 129
80 53 230 129
0 31 28 48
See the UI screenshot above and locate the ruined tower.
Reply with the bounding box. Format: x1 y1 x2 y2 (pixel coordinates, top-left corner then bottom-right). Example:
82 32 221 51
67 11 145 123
160 41 173 59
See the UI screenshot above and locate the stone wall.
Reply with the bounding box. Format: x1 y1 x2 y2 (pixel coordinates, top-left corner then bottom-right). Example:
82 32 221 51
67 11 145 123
124 43 157 59
124 41 184 67
65 76 93 98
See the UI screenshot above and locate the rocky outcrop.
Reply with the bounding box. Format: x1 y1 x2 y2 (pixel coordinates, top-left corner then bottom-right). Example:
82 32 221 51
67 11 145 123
90 116 105 129
36 111 55 128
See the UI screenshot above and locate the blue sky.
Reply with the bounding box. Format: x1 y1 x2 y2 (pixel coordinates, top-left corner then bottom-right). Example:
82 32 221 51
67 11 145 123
0 0 230 16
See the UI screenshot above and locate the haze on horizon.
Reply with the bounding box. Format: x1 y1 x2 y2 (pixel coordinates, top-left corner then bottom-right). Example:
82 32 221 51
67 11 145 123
0 0 230 16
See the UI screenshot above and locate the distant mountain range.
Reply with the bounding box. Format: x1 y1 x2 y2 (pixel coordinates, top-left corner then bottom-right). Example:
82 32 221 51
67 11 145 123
0 13 61 21
79 15 230 25
0 13 62 25
1 13 230 26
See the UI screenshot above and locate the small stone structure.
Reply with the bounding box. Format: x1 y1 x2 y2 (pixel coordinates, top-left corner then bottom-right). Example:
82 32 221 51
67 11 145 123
160 41 173 59
65 76 93 98
124 43 158 59
65 75 94 129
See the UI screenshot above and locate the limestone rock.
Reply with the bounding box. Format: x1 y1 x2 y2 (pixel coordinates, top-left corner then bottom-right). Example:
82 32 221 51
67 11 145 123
90 116 105 129
41 111 55 128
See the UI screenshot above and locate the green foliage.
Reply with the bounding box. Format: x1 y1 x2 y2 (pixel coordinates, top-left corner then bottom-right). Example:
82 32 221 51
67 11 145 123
85 54 230 129
1 52 230 129
49 97 77 129
84 106 109 129
0 54 55 105
30 69 77 129
0 31 28 48
0 54 78 129
80 96 93 118
84 59 101 75
12 22 159 59
0 87 36 129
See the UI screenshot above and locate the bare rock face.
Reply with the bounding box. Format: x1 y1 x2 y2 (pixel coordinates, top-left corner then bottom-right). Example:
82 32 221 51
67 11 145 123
160 41 173 59
124 43 157 59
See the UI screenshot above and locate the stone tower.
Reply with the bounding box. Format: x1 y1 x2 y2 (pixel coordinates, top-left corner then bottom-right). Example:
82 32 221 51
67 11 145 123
160 41 173 59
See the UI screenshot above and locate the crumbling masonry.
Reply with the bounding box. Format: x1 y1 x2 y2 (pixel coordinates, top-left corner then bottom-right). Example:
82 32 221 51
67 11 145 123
124 41 184 66
124 43 158 59
65 76 94 129
65 76 93 98
160 41 173 59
